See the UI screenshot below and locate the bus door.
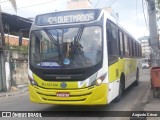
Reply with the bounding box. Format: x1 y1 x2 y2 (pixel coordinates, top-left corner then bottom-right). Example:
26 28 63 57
107 20 119 101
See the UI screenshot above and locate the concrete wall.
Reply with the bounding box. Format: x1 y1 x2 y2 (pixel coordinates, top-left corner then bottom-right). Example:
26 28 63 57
1 34 29 91
11 61 28 86
3 51 28 90
10 51 28 87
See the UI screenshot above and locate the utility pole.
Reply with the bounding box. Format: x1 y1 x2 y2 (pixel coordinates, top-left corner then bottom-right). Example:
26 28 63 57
147 0 159 67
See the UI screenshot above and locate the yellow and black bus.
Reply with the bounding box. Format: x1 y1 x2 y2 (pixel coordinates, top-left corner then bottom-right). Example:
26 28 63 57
28 9 142 105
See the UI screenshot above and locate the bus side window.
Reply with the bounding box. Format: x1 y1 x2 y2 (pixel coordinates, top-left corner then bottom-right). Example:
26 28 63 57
132 40 134 57
136 43 138 57
128 38 132 57
138 44 140 57
118 30 123 56
134 42 136 57
137 43 139 57
107 26 112 55
140 45 141 57
107 22 118 56
124 34 129 57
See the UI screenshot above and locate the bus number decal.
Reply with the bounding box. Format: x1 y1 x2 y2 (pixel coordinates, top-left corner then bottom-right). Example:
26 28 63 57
37 62 60 68
47 13 94 24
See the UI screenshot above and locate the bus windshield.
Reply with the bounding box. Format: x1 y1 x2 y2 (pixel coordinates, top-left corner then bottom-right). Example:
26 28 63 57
30 26 102 69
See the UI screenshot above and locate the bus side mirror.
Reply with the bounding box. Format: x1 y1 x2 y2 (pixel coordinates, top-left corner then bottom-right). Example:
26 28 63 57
19 33 23 46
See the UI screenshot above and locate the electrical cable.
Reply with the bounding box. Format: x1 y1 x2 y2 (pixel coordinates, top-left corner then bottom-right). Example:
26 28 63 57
3 0 57 10
108 0 118 7
94 0 101 8
136 0 139 35
101 0 119 8
102 0 113 8
142 0 149 31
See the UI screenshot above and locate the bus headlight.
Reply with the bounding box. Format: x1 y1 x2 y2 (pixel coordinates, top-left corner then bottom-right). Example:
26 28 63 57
91 74 106 86
28 75 38 86
96 76 105 86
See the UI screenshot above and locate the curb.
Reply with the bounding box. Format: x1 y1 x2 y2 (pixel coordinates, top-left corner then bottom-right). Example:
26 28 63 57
0 86 28 98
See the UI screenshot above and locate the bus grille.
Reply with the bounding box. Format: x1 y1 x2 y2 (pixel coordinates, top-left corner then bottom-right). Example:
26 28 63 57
33 86 94 102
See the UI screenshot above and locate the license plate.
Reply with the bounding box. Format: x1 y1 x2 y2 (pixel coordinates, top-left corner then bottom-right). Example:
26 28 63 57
56 92 70 97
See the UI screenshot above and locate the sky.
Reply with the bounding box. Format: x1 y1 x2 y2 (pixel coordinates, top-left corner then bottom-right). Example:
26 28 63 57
0 0 151 39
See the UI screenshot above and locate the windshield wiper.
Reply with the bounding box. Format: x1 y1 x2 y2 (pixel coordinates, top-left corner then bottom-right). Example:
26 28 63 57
74 25 84 43
44 29 58 46
72 25 87 66
73 25 84 53
44 29 61 63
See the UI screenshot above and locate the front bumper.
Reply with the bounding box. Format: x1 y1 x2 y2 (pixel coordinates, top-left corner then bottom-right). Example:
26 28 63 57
29 84 108 105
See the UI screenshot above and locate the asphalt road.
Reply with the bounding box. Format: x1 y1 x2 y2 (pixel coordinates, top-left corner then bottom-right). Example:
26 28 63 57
0 69 150 120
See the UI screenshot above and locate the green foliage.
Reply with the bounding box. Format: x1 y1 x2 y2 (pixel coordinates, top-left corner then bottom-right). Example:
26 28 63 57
9 45 28 53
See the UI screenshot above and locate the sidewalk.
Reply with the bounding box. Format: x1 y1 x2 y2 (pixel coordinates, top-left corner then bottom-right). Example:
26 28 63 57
144 88 160 111
0 85 28 98
140 69 160 112
143 86 160 120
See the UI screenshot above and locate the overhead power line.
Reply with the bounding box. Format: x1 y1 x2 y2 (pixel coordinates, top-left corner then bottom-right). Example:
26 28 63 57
136 0 139 34
94 0 101 8
142 0 149 30
3 0 57 10
102 0 119 8
108 0 119 7
103 0 113 8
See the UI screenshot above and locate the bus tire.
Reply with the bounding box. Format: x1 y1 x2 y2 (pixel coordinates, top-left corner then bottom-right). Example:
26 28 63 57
134 69 139 86
114 75 124 102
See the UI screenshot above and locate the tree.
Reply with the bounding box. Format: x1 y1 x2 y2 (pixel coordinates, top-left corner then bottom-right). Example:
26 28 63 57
0 0 17 47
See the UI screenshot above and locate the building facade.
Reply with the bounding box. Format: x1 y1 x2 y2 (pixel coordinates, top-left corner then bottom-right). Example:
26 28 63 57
67 0 91 9
138 36 150 59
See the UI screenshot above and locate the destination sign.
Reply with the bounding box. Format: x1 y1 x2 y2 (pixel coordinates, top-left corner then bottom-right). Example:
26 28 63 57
35 9 100 26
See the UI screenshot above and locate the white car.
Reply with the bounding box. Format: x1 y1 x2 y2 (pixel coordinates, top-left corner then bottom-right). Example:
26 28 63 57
142 58 150 69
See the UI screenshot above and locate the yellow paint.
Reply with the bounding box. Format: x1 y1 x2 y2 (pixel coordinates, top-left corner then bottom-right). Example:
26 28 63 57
29 57 138 105
33 74 79 89
108 58 137 82
29 83 108 105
